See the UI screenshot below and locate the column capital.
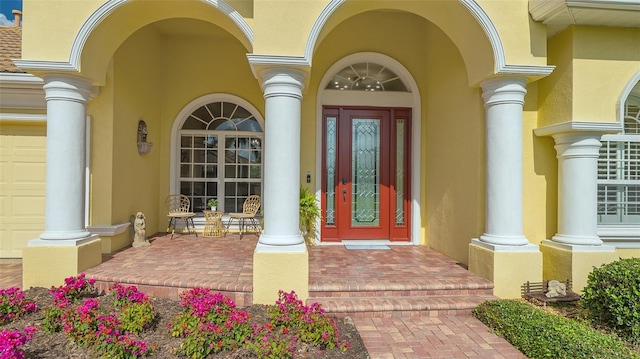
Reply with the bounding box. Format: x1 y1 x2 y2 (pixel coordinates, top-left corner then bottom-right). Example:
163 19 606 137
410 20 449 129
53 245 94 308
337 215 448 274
259 68 306 100
42 74 92 104
552 132 603 160
480 77 527 108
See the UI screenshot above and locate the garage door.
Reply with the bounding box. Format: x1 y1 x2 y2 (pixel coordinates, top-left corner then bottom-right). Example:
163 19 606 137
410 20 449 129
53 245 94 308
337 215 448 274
0 126 46 258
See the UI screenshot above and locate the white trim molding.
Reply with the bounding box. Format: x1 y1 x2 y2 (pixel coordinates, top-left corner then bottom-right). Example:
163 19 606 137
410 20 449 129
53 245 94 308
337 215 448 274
599 226 640 248
0 73 46 110
87 223 130 237
0 113 46 122
69 0 253 72
534 121 622 137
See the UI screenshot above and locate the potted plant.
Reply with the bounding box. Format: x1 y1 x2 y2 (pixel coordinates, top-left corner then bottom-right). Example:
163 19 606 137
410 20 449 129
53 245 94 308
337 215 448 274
207 198 218 211
299 187 321 245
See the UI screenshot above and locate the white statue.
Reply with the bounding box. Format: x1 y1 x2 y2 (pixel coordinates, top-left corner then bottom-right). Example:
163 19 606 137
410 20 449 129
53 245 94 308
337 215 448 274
132 212 151 247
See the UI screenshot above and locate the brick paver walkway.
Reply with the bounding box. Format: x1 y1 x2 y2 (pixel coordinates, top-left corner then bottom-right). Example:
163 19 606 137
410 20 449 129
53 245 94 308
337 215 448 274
0 235 526 358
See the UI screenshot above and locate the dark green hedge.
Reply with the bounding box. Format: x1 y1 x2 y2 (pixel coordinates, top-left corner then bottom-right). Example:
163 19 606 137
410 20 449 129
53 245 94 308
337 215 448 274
473 299 639 359
582 258 640 345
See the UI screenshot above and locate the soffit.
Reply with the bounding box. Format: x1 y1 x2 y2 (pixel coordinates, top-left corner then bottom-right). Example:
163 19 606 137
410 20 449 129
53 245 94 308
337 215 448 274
529 0 640 37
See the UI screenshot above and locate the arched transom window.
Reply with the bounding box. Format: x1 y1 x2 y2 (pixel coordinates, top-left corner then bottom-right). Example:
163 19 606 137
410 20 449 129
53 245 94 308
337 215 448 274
325 62 408 92
179 101 262 213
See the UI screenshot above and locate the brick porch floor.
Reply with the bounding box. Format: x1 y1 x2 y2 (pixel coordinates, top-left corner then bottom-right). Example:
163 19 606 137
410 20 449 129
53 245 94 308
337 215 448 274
0 233 526 358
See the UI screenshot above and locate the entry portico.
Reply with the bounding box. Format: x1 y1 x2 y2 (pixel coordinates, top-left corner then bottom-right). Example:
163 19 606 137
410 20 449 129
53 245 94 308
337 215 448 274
3 0 638 302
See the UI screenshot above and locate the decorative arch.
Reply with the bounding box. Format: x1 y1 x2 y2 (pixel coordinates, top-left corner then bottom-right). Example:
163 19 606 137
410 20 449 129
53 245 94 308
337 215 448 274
69 0 253 82
305 0 504 85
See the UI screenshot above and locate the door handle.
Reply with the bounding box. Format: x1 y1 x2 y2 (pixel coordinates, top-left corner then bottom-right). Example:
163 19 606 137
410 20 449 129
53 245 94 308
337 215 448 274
342 188 347 203
342 177 347 185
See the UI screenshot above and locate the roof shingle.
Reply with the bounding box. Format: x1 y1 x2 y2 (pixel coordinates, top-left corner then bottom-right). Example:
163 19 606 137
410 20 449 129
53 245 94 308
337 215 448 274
0 26 24 73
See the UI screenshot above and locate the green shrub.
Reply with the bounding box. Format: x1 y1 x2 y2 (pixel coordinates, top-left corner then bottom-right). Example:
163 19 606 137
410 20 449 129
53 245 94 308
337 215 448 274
582 257 640 344
473 299 639 359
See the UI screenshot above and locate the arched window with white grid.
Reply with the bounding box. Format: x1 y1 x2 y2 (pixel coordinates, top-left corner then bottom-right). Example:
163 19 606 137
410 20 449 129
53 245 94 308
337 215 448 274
177 100 263 213
598 81 640 229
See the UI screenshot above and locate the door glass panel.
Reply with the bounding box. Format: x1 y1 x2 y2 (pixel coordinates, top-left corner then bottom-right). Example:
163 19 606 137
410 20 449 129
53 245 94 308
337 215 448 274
395 119 405 225
325 117 337 225
351 118 380 226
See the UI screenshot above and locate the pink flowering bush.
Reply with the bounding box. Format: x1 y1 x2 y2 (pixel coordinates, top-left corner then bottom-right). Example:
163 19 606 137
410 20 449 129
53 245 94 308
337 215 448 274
170 288 253 358
245 322 297 359
110 283 156 334
170 289 350 359
61 298 157 358
0 287 36 325
269 290 349 351
0 326 37 359
41 274 157 358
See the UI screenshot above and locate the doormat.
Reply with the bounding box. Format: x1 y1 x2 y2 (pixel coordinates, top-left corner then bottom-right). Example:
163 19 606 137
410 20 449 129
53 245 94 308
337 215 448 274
344 244 390 250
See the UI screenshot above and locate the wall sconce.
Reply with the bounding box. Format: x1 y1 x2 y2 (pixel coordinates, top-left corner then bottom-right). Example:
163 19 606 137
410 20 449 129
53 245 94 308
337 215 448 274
137 120 153 155
306 170 311 183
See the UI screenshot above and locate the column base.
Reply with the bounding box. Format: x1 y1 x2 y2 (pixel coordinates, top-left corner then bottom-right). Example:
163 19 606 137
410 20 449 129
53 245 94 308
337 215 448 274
469 239 542 298
540 240 618 293
258 233 305 247
253 245 308 305
22 235 102 289
551 234 603 246
479 233 529 246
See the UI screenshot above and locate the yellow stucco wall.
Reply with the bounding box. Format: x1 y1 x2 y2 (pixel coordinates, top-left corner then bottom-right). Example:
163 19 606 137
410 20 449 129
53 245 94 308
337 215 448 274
523 83 558 244
0 123 46 258
23 238 102 288
21 0 101 61
476 0 548 66
253 249 309 304
422 23 484 262
538 26 640 127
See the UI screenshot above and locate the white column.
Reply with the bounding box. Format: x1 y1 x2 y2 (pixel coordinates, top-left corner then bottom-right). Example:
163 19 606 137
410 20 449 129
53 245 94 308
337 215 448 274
257 68 306 251
479 77 530 246
551 132 603 245
39 74 92 241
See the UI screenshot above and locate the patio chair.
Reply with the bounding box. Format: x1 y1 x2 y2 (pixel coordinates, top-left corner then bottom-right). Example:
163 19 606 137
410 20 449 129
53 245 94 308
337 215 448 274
225 195 261 239
165 194 198 240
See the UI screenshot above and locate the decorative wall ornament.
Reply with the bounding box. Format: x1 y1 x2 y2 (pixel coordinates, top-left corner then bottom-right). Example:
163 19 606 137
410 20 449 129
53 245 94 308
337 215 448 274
137 119 153 155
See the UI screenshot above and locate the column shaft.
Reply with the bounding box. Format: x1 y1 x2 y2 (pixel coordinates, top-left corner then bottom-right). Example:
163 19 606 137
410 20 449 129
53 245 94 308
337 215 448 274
552 132 603 245
40 75 91 240
258 69 306 249
479 77 529 246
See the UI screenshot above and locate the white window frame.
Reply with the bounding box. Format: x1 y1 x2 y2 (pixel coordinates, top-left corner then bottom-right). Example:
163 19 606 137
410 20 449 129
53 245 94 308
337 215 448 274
170 94 264 214
597 76 640 246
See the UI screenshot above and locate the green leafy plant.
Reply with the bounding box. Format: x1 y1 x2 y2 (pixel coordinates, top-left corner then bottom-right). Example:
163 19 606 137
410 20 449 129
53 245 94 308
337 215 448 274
473 299 639 359
110 283 156 335
245 323 296 359
582 257 640 344
299 187 321 244
0 287 37 325
207 198 218 207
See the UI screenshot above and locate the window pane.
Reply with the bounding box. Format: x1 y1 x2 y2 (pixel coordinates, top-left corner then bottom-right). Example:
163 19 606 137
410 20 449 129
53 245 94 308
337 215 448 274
351 118 380 226
325 117 337 225
179 101 263 213
598 94 640 225
395 119 405 225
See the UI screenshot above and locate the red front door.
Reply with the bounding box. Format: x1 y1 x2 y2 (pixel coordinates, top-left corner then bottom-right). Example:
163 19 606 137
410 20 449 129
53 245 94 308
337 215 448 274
321 106 411 242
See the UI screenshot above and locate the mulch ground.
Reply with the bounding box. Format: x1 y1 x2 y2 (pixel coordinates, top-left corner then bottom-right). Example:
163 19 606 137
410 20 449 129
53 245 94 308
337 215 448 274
2 287 369 359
